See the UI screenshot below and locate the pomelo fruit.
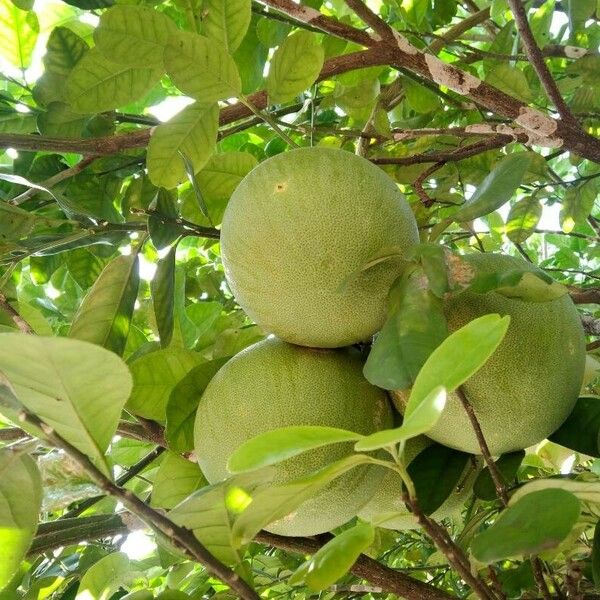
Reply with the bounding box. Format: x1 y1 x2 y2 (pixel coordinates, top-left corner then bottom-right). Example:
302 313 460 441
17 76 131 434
358 436 478 530
220 147 419 348
194 337 393 537
394 253 586 455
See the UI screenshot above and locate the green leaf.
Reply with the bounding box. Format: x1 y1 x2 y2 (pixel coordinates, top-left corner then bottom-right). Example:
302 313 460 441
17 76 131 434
147 102 219 189
454 153 533 222
550 396 600 457
0 450 41 592
69 253 140 357
152 247 176 348
289 522 375 591
0 0 39 69
560 179 598 233
592 521 600 589
354 386 446 451
202 0 251 53
127 347 204 422
266 30 324 103
467 269 567 302
231 455 375 547
0 335 132 477
94 5 176 67
228 426 364 474
67 48 162 113
530 0 555 47
65 248 105 290
473 450 525 501
364 268 448 391
43 26 88 76
75 552 133 600
234 14 268 94
165 359 227 453
180 151 211 223
505 196 542 243
485 64 533 102
404 78 441 113
151 452 208 509
165 31 241 103
170 470 272 565
409 443 472 515
471 489 580 562
37 102 90 138
408 314 511 414
256 16 290 48
148 189 180 250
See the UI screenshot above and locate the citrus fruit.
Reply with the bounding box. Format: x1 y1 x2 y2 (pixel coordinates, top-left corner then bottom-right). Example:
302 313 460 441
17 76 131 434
220 147 419 348
194 337 393 536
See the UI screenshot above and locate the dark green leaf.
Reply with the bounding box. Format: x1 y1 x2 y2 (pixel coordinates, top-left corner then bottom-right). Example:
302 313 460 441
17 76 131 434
549 396 600 457
152 246 176 348
473 451 525 501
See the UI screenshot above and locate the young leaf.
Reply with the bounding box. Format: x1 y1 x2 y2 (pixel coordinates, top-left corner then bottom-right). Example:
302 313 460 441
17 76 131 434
127 347 204 422
363 268 448 391
471 489 580 563
152 247 176 348
354 387 446 451
266 30 324 103
151 452 208 510
0 0 38 70
67 48 162 113
473 450 525 501
408 443 472 515
166 359 227 453
164 31 241 103
94 5 176 67
453 153 533 222
0 450 42 591
0 335 132 477
147 102 219 189
407 313 511 415
75 552 133 600
202 0 251 53
69 253 140 356
228 425 364 474
231 455 375 547
505 196 542 243
549 396 600 457
289 522 375 591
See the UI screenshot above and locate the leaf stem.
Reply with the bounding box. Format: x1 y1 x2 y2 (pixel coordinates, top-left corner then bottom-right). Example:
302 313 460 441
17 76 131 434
238 96 300 148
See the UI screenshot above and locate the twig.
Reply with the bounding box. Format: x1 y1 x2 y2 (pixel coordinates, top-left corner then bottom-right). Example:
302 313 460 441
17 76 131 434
0 426 30 442
0 292 34 334
456 387 508 506
588 340 600 351
506 0 579 128
532 557 552 600
16 409 260 600
344 0 395 41
413 161 445 207
570 288 600 304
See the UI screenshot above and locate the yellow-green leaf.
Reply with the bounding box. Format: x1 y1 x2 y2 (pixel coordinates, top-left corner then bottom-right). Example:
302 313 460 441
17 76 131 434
202 0 251 53
0 0 39 69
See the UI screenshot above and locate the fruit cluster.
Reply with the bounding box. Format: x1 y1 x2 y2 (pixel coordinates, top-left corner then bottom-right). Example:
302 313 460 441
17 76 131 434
194 147 586 537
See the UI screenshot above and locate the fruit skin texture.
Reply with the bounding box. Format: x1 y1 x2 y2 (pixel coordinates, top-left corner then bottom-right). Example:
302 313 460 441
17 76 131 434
220 147 419 348
358 437 478 530
396 253 586 455
194 337 393 537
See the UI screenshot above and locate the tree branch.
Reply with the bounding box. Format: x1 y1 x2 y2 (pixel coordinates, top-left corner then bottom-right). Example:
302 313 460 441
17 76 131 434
570 289 600 304
0 293 34 334
506 0 579 128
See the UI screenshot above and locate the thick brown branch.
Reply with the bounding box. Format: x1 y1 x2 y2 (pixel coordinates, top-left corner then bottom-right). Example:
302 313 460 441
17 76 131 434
570 288 600 304
582 316 600 336
0 293 34 334
506 0 579 128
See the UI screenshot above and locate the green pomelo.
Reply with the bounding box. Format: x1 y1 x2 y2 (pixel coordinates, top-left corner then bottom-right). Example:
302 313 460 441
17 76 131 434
220 147 419 348
194 337 393 537
358 437 478 530
395 253 586 455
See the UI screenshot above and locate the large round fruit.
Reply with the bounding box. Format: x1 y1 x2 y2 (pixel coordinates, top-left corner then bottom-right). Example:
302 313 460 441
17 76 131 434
194 337 394 537
358 437 478 530
220 147 419 348
395 253 586 455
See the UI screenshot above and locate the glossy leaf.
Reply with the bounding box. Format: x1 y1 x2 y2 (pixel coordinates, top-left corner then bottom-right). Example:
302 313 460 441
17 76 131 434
266 30 324 103
473 450 525 501
228 425 363 474
75 552 133 600
549 396 600 457
164 31 241 103
364 268 448 390
289 522 375 591
467 269 567 302
471 489 580 562
127 347 204 422
94 5 176 67
355 386 446 451
69 253 140 356
151 452 208 509
202 0 251 53
505 196 542 243
165 359 227 453
0 450 41 591
67 48 162 113
454 153 533 222
0 334 132 477
152 247 176 348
